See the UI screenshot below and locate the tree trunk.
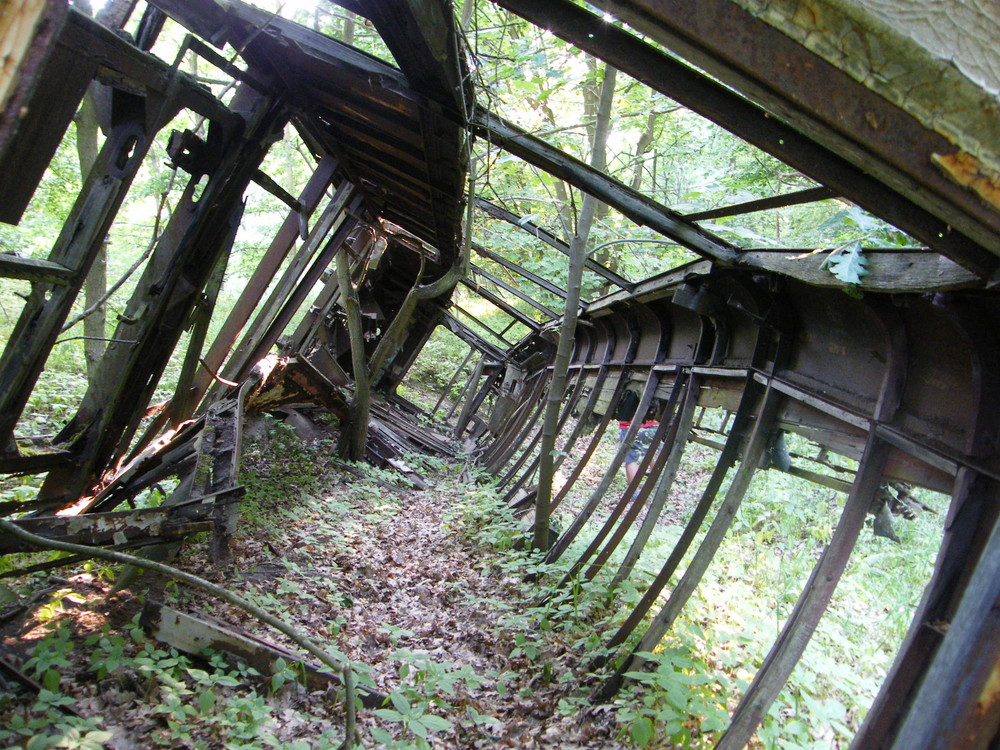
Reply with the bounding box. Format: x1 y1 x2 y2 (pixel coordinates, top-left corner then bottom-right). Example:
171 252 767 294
73 0 106 379
336 247 370 461
533 63 617 551
630 112 659 192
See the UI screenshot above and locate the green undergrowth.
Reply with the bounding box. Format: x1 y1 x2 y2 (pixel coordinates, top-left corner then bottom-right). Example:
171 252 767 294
517 442 946 749
1 417 947 749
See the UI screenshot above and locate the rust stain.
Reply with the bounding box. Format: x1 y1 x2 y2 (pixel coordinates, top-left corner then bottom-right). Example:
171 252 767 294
933 151 1000 212
976 657 1000 715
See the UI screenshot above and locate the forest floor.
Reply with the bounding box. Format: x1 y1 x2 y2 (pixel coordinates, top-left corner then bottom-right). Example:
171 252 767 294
0 415 642 749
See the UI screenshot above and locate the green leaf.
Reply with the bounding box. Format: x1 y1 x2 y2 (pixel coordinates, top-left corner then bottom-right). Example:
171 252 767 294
823 241 868 285
389 690 411 716
630 716 654 746
374 708 404 723
42 669 61 692
370 727 394 744
410 720 429 740
420 714 453 732
701 714 728 732
198 689 216 714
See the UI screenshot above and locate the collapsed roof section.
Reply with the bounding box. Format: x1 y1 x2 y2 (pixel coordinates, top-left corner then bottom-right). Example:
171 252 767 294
1 0 1000 747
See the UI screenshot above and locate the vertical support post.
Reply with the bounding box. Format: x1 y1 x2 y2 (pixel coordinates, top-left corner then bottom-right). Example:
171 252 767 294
594 372 764 667
211 184 360 396
544 369 661 563
193 155 338 404
885 473 1000 750
0 100 152 446
716 435 891 748
718 301 906 747
454 356 488 436
610 373 701 587
430 345 476 417
569 372 689 583
594 382 781 701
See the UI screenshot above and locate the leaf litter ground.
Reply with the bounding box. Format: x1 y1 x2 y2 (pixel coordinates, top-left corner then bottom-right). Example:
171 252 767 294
0 418 637 749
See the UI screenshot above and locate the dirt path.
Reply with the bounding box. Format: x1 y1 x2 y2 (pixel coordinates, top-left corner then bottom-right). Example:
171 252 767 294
0 442 633 749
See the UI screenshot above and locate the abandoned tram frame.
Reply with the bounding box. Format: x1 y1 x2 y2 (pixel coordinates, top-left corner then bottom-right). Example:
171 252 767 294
2 0 999 747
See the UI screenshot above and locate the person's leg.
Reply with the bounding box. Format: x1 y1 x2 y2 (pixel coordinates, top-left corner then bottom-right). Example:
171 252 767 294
625 460 640 484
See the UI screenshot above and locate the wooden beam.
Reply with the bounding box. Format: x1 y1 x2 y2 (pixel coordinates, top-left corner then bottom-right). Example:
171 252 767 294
345 0 468 109
468 263 555 319
0 254 74 284
461 274 543 330
742 248 981 292
473 241 568 300
487 0 999 276
472 108 740 264
140 600 386 707
475 198 633 291
0 495 237 553
684 187 837 222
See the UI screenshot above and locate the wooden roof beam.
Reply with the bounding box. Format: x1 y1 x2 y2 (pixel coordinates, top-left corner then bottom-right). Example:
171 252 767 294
487 0 999 277
475 198 633 291
471 107 740 265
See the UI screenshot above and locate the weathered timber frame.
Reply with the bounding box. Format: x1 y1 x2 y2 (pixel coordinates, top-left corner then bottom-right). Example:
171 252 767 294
2 0 1000 747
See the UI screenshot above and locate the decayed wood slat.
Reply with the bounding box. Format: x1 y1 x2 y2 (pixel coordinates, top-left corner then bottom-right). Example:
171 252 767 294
717 436 892 748
595 383 782 700
546 368 662 563
0 489 242 553
0 253 74 284
140 600 386 707
612 373 702 587
578 374 692 581
741 249 981 292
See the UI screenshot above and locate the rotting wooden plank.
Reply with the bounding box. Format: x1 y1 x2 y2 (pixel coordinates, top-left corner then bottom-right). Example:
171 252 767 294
612 373 701 587
575 374 692 582
0 254 74 284
214 184 358 395
593 376 766 669
501 338 596 490
475 199 633 292
545 368 662 564
0 113 149 447
718 435 892 748
140 600 386 707
0 499 227 553
742 248 981 292
0 1 89 224
595 384 782 701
